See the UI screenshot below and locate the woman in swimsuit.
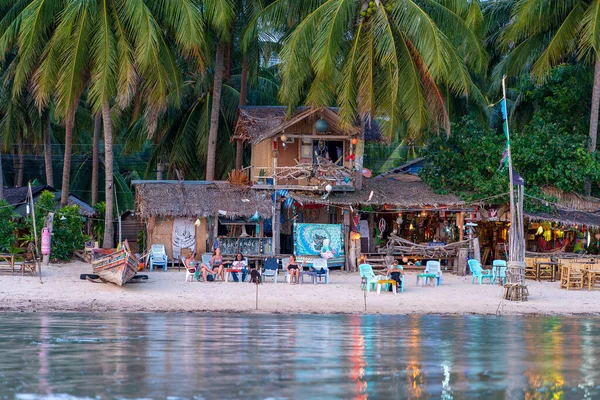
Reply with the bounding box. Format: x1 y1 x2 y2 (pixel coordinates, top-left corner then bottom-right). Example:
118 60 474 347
285 255 301 284
190 252 216 282
209 247 225 281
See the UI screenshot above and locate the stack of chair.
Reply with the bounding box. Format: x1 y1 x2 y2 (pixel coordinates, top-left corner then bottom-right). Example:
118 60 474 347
525 257 537 280
560 261 584 290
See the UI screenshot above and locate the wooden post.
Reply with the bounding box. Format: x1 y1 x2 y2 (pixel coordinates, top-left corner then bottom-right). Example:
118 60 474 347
343 209 351 272
271 192 281 255
458 212 464 242
28 182 42 282
212 215 218 251
368 213 375 253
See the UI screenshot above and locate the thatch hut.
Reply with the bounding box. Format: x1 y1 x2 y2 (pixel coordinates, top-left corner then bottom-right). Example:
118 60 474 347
133 180 272 259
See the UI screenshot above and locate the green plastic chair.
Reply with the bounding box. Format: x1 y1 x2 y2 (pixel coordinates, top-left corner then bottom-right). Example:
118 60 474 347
491 260 508 285
468 259 493 284
359 264 380 292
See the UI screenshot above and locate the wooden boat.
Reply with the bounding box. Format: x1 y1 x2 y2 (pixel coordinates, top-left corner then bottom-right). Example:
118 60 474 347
91 240 138 286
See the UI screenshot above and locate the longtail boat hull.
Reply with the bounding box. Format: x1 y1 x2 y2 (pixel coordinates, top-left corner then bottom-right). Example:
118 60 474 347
91 241 138 286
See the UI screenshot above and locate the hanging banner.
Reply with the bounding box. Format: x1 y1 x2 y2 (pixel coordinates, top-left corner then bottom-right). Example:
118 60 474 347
172 218 196 259
293 223 344 256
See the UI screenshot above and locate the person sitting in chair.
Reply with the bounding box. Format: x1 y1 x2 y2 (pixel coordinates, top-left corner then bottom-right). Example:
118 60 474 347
231 252 248 282
387 260 404 291
285 255 301 284
206 247 225 281
187 252 215 282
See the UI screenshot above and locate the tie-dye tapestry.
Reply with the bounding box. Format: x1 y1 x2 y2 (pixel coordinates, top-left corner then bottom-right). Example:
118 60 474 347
293 223 344 256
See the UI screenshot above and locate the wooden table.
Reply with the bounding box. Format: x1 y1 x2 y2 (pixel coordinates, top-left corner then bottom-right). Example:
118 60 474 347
0 253 15 275
536 262 558 282
584 270 600 291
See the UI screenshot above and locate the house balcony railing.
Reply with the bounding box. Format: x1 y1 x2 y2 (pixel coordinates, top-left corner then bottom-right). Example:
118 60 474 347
244 162 356 192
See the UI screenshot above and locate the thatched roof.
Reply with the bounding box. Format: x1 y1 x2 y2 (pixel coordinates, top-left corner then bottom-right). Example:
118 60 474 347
233 106 381 144
290 174 464 209
541 186 600 212
525 210 600 228
376 158 427 178
133 181 272 219
4 186 95 217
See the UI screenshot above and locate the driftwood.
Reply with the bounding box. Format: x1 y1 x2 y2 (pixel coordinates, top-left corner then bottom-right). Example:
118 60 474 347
385 234 473 258
276 156 354 184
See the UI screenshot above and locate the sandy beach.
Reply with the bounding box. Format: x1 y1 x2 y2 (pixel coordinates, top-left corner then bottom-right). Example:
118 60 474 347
0 261 599 315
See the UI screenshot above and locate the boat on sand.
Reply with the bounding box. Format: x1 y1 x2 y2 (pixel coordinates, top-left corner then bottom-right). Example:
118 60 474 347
91 241 138 286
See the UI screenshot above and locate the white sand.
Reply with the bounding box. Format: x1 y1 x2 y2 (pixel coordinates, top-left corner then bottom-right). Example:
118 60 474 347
0 261 598 315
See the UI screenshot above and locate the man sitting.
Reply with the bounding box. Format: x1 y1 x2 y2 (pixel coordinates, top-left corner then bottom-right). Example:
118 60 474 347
387 260 404 291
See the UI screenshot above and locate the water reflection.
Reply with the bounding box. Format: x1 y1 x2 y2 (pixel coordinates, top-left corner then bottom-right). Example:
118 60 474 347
0 314 599 399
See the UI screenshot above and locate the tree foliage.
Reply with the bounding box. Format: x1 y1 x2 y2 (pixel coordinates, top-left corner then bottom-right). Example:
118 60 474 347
0 199 17 252
421 65 600 204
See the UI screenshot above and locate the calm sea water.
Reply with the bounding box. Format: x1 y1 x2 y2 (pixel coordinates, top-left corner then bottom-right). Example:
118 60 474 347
0 313 598 399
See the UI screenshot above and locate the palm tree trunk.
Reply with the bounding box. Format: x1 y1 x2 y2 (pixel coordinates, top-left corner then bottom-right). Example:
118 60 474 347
91 116 101 205
586 59 600 195
60 112 75 207
206 43 225 181
44 113 53 187
102 102 114 249
235 55 249 170
16 132 24 187
157 161 164 180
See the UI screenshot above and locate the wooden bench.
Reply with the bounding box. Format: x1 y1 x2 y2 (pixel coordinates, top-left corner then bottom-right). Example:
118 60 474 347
15 260 36 276
0 254 15 274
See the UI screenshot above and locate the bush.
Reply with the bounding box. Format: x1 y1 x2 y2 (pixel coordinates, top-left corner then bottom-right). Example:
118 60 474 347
21 190 85 260
51 205 85 260
0 199 18 252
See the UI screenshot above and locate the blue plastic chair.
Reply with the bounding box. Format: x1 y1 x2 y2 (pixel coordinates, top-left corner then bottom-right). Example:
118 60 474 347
424 261 442 285
149 244 168 271
261 258 279 283
359 264 380 292
468 259 493 284
491 260 508 285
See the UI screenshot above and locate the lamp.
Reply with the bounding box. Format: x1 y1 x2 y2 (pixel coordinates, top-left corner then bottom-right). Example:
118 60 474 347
351 231 361 240
325 184 333 192
194 218 201 227
280 134 287 142
60 215 67 221
536 226 543 235
351 138 358 145
314 119 328 132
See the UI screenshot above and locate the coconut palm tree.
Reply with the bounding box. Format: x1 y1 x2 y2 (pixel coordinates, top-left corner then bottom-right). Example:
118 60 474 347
496 0 600 193
246 0 488 138
0 0 204 248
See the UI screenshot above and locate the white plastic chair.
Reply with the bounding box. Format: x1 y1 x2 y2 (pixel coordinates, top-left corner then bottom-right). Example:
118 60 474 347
149 244 168 271
226 257 249 282
424 260 442 285
180 255 195 282
281 257 292 283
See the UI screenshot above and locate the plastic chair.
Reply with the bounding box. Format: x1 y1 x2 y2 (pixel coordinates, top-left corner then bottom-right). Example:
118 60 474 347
468 259 493 284
262 258 279 283
310 258 329 284
424 261 442 285
180 255 195 282
227 258 249 282
359 264 381 292
282 257 292 283
491 260 507 285
385 264 405 293
196 253 217 282
149 244 168 271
